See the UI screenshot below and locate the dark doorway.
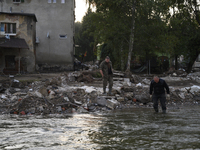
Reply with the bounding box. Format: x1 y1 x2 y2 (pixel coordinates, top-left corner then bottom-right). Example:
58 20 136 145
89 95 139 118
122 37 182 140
5 55 16 69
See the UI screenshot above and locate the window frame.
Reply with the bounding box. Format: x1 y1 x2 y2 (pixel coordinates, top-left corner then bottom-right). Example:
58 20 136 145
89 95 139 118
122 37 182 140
0 22 17 35
13 0 21 3
53 0 56 3
61 0 65 3
48 0 52 3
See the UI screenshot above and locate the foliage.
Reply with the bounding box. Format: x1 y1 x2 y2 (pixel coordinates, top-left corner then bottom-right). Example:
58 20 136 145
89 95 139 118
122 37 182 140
81 0 200 73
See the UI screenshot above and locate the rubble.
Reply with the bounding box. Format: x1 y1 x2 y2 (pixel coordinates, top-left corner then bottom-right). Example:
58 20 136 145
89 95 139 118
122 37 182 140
0 70 199 115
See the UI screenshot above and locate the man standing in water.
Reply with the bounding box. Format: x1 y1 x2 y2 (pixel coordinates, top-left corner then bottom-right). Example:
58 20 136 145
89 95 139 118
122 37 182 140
150 76 170 113
100 56 113 95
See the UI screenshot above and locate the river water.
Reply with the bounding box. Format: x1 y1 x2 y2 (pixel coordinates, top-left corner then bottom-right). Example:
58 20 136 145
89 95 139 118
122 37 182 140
0 106 200 150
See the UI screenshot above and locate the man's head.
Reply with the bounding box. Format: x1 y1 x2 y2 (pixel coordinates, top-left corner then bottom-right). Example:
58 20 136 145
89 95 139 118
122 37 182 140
105 56 110 63
153 76 159 83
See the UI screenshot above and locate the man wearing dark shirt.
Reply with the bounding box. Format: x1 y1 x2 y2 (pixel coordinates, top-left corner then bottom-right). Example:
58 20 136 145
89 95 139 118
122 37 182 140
150 76 170 113
100 56 113 95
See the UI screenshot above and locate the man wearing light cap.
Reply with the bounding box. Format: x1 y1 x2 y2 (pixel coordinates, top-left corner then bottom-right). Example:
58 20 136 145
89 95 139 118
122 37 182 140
100 56 113 95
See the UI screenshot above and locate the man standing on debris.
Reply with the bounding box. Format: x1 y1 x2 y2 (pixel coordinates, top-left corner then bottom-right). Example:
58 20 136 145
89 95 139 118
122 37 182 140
150 76 170 113
100 56 113 95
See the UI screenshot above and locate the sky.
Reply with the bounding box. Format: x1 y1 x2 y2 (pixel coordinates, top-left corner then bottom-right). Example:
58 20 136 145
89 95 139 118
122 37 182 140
75 0 89 22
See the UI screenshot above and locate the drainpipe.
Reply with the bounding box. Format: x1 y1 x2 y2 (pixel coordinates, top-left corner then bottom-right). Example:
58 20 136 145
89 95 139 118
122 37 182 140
18 49 20 74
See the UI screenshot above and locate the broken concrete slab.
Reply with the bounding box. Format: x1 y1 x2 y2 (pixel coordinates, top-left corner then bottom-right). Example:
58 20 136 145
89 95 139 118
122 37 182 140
106 99 120 109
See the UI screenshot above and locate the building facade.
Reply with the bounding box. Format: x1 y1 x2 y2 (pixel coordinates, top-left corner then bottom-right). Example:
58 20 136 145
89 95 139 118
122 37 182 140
0 12 36 74
1 0 75 72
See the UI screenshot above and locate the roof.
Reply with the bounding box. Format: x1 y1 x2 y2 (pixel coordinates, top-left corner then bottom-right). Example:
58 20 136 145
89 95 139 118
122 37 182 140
0 38 29 49
0 12 37 22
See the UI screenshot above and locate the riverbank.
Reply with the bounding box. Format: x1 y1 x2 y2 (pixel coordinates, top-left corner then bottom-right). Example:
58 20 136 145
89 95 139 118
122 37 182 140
0 70 200 115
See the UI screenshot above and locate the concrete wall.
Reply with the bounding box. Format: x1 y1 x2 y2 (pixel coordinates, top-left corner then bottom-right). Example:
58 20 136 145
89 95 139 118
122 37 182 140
1 0 75 71
0 14 36 72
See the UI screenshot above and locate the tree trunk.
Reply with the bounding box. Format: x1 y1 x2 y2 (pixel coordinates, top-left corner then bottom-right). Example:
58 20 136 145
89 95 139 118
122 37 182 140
120 42 124 71
175 55 178 70
126 0 136 72
186 53 199 73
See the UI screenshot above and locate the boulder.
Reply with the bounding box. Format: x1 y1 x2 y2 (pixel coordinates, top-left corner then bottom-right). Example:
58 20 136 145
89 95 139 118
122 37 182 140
39 87 48 97
117 97 125 102
96 96 107 107
134 94 150 104
142 78 151 85
106 99 120 109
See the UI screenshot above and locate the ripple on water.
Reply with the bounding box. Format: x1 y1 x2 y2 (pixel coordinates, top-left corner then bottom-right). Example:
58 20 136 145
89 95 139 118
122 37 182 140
0 107 200 149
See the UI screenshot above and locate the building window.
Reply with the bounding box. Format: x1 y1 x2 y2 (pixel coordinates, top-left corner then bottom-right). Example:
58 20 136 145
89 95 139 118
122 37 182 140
59 34 67 39
61 0 65 3
48 0 52 3
13 0 21 3
0 23 16 34
53 0 56 3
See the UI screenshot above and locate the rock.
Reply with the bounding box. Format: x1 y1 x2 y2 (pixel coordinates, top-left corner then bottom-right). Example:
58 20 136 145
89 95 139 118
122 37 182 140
194 95 200 101
57 106 62 112
77 107 89 113
38 106 44 112
106 99 120 109
117 97 125 102
1 94 7 99
190 85 200 94
96 96 107 106
13 92 27 96
124 92 134 100
50 78 61 86
39 87 48 97
178 93 185 99
88 105 96 111
134 94 150 104
131 74 142 83
48 91 55 99
123 78 131 86
34 91 43 98
136 83 143 87
74 100 82 105
29 107 36 114
121 86 135 92
77 74 94 83
64 97 70 102
11 96 18 102
142 78 150 85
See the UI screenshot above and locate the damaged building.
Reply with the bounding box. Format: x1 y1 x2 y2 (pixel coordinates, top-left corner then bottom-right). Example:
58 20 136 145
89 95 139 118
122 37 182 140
0 12 37 74
1 0 75 72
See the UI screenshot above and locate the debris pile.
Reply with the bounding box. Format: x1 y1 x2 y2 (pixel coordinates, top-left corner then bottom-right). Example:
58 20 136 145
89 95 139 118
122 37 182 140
0 70 199 115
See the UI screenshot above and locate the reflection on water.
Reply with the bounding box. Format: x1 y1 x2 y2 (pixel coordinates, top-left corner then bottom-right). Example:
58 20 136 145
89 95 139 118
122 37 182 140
0 106 200 150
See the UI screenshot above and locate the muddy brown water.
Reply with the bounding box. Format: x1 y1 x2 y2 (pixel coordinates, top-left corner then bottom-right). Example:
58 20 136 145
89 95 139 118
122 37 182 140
0 106 200 150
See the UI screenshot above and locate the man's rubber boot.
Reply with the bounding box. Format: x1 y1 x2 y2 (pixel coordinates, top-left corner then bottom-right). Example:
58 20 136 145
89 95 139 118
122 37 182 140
108 88 112 96
103 88 107 95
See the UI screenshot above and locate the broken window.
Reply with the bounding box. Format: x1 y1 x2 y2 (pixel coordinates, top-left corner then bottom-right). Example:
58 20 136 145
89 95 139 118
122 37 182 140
53 0 56 3
0 23 16 34
61 0 65 3
13 0 21 3
48 0 52 3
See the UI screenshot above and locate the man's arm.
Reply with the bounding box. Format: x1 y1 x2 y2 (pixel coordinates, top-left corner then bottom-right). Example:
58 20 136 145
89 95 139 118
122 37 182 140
164 80 170 94
100 70 104 77
149 81 153 95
